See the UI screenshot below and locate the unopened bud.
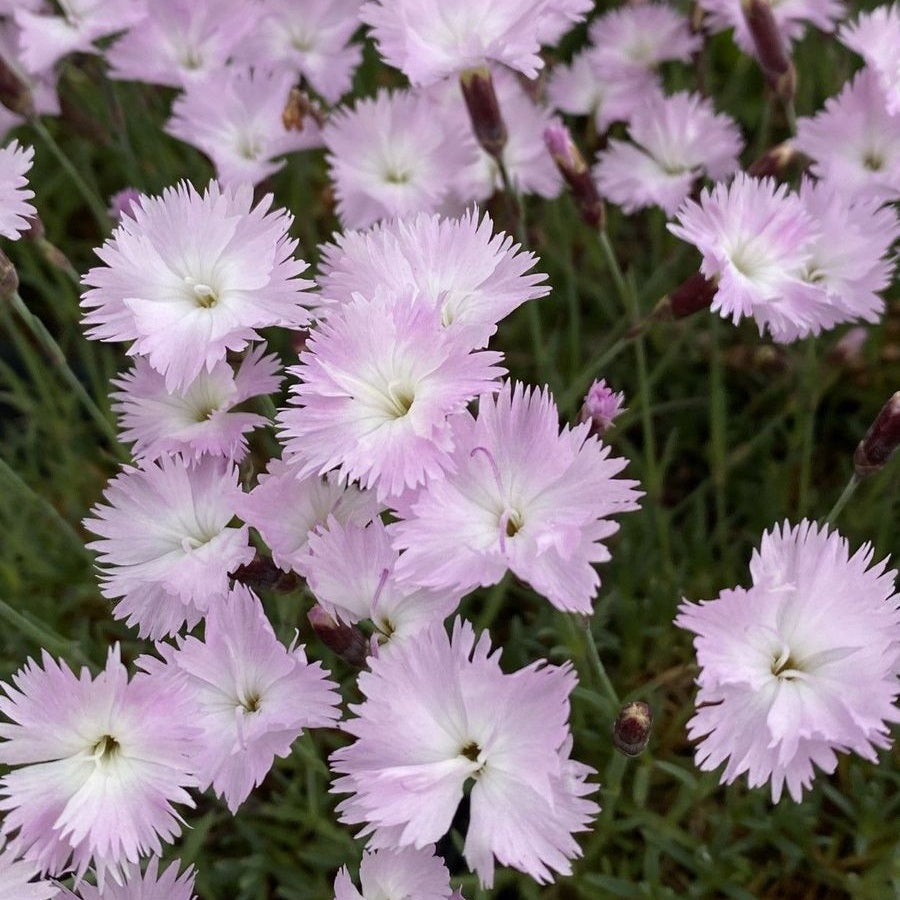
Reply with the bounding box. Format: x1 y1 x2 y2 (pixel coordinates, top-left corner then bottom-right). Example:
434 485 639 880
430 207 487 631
613 700 653 757
232 555 300 592
544 122 605 230
0 249 19 299
642 273 717 334
747 140 796 178
460 66 508 159
0 56 34 117
742 0 795 100
282 87 324 132
578 379 626 437
828 326 867 370
307 605 369 667
854 392 900 477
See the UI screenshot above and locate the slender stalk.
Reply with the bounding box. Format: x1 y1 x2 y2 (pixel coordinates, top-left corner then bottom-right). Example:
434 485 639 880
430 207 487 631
822 473 861 526
796 339 819 518
583 620 620 709
708 316 728 550
0 456 88 554
783 98 798 135
7 290 125 455
477 575 509 630
0 596 91 666
30 117 111 232
597 229 629 312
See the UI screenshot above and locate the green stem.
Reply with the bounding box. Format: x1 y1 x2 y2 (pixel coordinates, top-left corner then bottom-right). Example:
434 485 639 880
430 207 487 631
597 229 629 311
796 339 819 518
7 290 125 456
477 575 509 630
30 116 111 232
708 316 728 550
583 619 620 709
0 596 91 666
822 473 861 526
783 98 798 136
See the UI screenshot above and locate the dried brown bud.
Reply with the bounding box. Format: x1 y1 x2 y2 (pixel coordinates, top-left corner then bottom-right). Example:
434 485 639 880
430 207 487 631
232 555 300 592
544 122 605 230
0 56 34 117
460 66 508 159
613 700 653 757
0 248 18 299
747 140 796 178
282 87 325 132
854 392 900 477
308 605 369 667
742 0 795 100
644 273 718 332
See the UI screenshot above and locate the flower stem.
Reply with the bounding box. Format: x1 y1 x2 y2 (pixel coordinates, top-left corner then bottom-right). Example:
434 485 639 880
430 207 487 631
583 620 620 709
822 473 860 526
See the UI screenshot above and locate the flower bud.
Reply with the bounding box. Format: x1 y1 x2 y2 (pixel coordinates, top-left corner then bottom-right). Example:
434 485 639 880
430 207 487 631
282 87 324 132
0 56 34 118
854 392 900 477
742 0 796 100
578 379 626 437
544 122 605 230
307 605 369 667
642 273 717 334
747 140 796 178
459 66 508 159
613 700 653 757
232 554 299 592
0 248 19 300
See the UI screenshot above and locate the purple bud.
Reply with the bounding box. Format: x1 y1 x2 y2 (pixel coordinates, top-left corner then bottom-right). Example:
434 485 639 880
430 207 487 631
578 379 626 437
613 700 653 757
307 605 369 667
459 66 508 159
747 140 796 178
0 249 19 299
0 57 33 117
107 187 142 224
854 392 900 477
742 0 796 100
544 121 605 230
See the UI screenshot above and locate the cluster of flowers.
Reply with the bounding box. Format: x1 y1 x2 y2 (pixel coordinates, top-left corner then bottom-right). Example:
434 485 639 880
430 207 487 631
0 0 898 896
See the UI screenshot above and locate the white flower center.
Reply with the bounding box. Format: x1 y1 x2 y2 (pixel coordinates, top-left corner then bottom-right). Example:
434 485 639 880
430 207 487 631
90 733 122 764
184 275 220 309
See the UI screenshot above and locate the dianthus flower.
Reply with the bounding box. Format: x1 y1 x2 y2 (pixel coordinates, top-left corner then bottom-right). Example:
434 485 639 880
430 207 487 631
698 0 843 56
359 0 552 85
0 22 60 140
0 836 59 900
235 0 362 104
111 346 281 463
536 0 593 44
316 208 549 346
105 0 255 88
676 521 900 802
299 517 462 648
81 181 313 391
588 3 702 77
140 586 341 813
278 289 505 501
794 68 900 204
323 89 475 230
0 646 197 883
594 91 743 215
331 620 599 888
668 174 819 341
545 48 654 132
57 857 196 900
14 0 145 73
841 6 900 115
391 382 641 613
0 140 35 240
578 379 626 437
441 68 562 202
83 455 253 638
167 67 320 187
334 846 455 900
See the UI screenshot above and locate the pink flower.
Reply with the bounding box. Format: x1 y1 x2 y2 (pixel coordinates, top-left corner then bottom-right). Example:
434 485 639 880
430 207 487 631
83 456 254 638
0 836 60 900
235 0 362 104
111 346 281 463
588 3 702 76
299 517 462 647
676 521 900 802
359 0 550 86
105 0 256 88
0 646 197 883
0 140 35 240
106 188 141 224
316 207 549 346
57 857 196 900
536 0 593 45
794 68 900 204
236 457 380 574
698 0 843 55
594 90 743 215
334 846 455 900
14 0 145 73
81 181 314 392
166 67 321 187
391 382 642 614
277 289 505 500
331 620 599 888
667 174 819 341
140 586 341 813
323 89 475 230
545 48 654 132
841 7 900 115
578 379 626 436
